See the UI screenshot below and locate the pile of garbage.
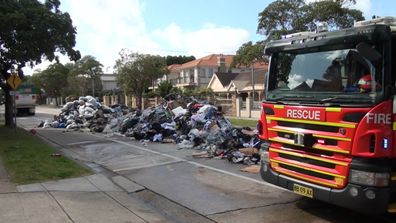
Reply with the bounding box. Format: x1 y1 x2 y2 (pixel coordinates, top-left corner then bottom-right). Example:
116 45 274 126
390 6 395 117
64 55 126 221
39 94 261 166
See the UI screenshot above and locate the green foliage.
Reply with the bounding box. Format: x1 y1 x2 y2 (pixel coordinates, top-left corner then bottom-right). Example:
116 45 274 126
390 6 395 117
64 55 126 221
165 55 195 65
0 0 80 76
156 81 174 98
182 88 194 97
115 50 167 109
258 0 306 38
257 0 364 40
145 90 158 98
185 87 214 99
68 55 103 97
30 63 70 99
232 41 267 67
170 87 183 95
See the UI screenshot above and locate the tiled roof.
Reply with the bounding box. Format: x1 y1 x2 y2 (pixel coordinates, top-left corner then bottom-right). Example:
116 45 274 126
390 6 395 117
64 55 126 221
215 72 239 87
180 54 234 69
167 64 182 72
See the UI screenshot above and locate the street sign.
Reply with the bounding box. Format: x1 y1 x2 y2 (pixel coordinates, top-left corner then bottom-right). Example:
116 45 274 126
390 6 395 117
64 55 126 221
6 74 21 90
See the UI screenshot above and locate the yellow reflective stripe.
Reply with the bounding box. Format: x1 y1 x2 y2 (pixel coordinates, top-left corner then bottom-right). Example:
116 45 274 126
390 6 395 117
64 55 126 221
267 128 294 134
312 134 351 142
312 144 349 154
393 122 396 131
326 107 341 112
271 164 340 187
270 147 348 166
266 116 356 128
269 137 349 154
271 159 346 179
274 105 284 109
268 128 351 142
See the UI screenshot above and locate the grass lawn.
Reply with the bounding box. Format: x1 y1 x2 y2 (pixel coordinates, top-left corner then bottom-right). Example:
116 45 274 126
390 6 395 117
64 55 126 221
228 118 259 128
0 122 91 184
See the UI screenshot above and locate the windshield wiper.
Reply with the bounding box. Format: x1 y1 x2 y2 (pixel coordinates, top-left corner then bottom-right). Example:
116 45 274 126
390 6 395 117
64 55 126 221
320 96 372 103
270 95 314 101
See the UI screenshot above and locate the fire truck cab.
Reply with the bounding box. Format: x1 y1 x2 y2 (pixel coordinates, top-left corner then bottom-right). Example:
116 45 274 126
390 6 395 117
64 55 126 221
258 17 396 213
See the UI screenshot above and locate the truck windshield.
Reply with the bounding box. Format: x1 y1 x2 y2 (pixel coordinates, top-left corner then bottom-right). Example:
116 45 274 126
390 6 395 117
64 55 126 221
266 47 383 105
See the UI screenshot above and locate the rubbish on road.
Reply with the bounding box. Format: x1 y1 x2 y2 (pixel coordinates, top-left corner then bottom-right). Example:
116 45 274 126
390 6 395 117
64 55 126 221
240 164 260 173
40 94 260 166
192 151 211 158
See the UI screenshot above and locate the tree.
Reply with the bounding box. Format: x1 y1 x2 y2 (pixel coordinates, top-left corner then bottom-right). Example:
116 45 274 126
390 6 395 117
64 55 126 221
304 1 364 31
68 55 103 97
29 63 70 106
115 50 167 109
257 0 306 40
232 41 266 68
156 81 173 98
257 0 364 40
165 55 195 66
0 0 80 127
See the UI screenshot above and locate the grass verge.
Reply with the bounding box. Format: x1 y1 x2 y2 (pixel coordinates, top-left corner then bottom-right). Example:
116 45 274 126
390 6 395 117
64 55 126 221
228 118 259 128
0 122 91 184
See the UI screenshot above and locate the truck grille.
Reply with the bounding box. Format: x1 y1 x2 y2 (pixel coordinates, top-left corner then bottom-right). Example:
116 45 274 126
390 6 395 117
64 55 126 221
266 115 355 189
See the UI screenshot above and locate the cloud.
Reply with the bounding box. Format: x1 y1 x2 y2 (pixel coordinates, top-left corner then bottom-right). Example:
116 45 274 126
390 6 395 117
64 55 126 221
153 23 250 58
349 0 371 18
23 0 251 75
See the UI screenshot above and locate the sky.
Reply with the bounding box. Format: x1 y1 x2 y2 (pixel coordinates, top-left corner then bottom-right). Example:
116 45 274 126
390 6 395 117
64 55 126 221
23 0 395 75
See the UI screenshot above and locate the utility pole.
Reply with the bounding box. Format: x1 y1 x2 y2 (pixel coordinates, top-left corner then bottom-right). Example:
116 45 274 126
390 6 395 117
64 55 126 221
91 77 95 97
251 63 255 102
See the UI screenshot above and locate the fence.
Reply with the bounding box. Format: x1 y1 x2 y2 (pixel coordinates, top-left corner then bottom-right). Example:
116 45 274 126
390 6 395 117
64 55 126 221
212 98 234 116
102 94 261 118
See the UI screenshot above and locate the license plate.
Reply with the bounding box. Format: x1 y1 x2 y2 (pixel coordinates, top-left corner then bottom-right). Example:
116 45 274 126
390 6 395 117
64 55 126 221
293 184 313 198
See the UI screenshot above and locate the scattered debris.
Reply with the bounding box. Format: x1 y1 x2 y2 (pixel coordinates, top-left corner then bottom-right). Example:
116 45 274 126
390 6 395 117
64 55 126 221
240 164 261 174
40 94 261 167
50 153 62 157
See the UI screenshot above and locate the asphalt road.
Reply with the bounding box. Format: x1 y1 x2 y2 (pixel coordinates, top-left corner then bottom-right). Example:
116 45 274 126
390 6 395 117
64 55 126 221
13 105 396 223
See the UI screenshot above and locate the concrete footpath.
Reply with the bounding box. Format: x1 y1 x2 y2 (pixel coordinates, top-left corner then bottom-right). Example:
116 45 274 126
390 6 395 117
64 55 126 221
0 172 170 223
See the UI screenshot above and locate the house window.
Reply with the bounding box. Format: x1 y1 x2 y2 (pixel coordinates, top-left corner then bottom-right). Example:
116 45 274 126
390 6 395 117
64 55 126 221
208 68 213 75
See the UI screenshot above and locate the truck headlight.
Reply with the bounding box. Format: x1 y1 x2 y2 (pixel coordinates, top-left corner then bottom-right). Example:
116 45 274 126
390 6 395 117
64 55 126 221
260 150 270 163
349 170 389 187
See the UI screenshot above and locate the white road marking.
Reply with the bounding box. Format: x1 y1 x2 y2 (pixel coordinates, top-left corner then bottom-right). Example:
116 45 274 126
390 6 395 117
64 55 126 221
113 160 184 172
67 141 97 146
92 135 276 187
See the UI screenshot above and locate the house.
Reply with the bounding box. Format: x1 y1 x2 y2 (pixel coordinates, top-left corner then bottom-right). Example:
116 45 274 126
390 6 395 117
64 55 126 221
167 64 182 85
100 73 118 92
207 61 268 99
173 54 234 89
207 72 239 94
227 69 267 101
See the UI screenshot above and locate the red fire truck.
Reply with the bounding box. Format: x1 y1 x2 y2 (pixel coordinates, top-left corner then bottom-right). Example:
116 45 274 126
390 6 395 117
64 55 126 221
258 17 396 213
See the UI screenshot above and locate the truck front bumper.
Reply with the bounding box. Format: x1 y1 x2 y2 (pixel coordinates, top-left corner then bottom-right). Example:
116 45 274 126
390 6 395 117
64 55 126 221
260 161 391 214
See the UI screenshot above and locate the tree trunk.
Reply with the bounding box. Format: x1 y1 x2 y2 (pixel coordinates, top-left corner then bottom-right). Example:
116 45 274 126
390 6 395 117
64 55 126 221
137 95 143 110
4 85 15 127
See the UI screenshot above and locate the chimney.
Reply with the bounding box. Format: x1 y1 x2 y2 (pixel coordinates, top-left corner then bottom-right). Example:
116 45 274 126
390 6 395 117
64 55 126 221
217 54 226 73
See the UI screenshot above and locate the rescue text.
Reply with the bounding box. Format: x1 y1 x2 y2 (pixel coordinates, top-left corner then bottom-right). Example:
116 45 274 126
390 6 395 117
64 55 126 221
286 109 321 121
